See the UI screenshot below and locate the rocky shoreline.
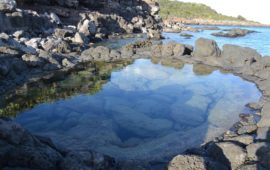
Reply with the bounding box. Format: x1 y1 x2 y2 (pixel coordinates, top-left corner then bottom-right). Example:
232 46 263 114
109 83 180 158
1 37 270 169
1 0 270 170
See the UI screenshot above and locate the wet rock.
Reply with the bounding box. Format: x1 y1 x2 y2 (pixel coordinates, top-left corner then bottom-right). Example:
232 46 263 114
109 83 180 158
212 29 256 38
207 142 247 170
0 0 16 12
193 38 221 58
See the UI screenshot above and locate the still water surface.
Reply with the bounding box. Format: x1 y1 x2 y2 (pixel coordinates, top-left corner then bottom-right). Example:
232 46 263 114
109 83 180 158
14 59 260 161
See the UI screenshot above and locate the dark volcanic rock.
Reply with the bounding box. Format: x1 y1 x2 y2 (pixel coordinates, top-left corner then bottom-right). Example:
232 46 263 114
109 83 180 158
0 118 115 170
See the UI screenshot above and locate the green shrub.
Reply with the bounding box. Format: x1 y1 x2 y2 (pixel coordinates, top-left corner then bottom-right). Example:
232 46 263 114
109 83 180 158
157 0 247 21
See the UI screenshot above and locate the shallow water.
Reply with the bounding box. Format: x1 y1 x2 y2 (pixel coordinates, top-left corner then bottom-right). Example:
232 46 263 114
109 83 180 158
12 59 260 162
163 25 270 56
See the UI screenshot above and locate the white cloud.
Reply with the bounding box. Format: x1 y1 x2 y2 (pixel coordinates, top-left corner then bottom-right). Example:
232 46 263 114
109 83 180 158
177 0 270 24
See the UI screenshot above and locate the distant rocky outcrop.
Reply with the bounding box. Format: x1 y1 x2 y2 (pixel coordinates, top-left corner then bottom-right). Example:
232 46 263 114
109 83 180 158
163 20 201 33
212 28 256 38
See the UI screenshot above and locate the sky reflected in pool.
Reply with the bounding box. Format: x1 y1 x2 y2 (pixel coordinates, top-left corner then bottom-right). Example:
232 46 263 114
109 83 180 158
15 59 261 162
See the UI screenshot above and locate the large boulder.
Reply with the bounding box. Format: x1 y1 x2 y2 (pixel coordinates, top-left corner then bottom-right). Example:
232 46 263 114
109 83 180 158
221 44 261 69
0 119 116 170
0 119 63 170
0 0 16 12
207 142 247 169
193 38 221 58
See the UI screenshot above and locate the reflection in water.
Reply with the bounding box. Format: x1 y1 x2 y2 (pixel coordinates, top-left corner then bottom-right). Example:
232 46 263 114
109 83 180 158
4 59 261 163
0 60 133 117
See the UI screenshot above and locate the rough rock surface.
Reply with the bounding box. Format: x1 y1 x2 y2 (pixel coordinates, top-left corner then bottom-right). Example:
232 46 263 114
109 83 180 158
167 155 207 170
193 38 221 58
0 118 115 170
206 142 247 169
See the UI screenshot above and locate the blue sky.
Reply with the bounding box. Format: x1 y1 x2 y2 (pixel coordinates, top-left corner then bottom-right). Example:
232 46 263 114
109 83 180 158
178 0 269 24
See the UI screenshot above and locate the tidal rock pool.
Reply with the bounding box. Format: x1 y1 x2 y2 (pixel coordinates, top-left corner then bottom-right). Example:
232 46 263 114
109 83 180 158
4 59 260 162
